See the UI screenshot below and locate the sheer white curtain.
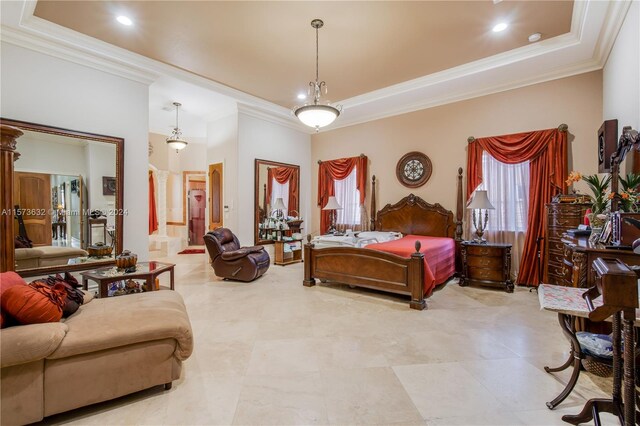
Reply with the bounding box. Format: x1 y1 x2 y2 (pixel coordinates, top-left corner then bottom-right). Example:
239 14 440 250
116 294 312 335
270 179 289 217
333 167 362 231
474 152 529 277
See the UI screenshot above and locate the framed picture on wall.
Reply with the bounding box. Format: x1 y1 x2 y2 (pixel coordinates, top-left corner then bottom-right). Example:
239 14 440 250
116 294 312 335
102 176 116 196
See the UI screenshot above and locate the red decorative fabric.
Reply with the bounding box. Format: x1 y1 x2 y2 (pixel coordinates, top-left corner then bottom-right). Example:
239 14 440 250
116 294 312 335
466 128 568 286
0 271 28 328
149 171 158 235
266 166 299 215
1 283 66 325
367 235 456 296
318 156 368 234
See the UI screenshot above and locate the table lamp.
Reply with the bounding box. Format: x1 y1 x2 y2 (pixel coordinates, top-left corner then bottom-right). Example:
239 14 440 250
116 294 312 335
467 190 495 243
323 196 342 234
272 197 286 221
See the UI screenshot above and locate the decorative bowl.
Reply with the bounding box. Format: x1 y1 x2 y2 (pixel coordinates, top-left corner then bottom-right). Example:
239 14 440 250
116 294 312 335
87 242 113 257
116 250 138 269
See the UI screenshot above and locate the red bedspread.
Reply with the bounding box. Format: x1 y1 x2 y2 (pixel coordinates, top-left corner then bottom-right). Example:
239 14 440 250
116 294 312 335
367 235 455 296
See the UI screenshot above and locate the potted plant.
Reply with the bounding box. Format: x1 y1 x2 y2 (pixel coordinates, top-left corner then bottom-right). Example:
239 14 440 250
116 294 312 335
566 171 611 227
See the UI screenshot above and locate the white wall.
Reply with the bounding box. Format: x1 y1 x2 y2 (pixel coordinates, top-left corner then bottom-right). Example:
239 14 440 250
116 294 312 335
1 43 150 259
207 112 239 233
14 135 88 177
603 0 640 133
237 113 311 244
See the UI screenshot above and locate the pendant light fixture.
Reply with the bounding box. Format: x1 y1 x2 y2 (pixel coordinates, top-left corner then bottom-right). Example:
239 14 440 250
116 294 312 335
166 102 188 152
293 19 342 132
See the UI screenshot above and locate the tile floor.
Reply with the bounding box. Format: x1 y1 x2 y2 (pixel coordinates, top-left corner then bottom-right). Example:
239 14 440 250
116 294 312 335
42 251 620 425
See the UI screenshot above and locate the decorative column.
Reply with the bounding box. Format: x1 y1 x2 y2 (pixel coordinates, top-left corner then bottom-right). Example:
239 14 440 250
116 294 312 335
156 170 169 237
1 125 23 272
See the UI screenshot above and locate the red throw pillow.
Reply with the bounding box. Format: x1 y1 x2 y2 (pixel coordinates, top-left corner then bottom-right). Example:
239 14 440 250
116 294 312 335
1 284 66 325
0 272 28 328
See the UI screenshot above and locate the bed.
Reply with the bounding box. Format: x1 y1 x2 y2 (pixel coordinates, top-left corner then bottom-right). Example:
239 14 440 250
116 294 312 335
303 168 464 310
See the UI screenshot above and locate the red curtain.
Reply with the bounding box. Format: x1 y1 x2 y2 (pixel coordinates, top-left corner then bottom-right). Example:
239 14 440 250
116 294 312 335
466 128 567 286
149 171 158 235
266 166 299 215
318 156 368 234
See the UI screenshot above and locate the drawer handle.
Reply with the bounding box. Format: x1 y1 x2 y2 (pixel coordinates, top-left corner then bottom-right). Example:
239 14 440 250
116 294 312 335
475 270 492 278
477 259 493 267
476 248 493 256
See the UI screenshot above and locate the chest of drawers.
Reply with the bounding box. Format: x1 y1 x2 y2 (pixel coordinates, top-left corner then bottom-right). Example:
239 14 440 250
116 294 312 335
460 241 513 292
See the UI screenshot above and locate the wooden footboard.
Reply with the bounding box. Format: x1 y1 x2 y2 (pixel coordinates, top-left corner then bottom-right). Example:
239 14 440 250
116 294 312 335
303 239 427 310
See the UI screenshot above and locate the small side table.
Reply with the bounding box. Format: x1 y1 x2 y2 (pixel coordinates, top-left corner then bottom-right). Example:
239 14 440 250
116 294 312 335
80 261 175 298
460 241 513 292
274 239 303 266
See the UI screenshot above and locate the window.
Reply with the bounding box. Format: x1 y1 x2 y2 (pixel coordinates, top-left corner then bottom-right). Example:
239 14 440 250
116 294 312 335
477 152 529 232
270 178 289 217
333 167 361 227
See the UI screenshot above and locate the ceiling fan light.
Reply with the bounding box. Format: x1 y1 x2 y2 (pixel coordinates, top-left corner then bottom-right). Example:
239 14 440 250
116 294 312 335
295 104 340 130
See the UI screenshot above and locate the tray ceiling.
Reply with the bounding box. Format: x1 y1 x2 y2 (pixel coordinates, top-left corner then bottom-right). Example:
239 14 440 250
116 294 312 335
33 1 573 108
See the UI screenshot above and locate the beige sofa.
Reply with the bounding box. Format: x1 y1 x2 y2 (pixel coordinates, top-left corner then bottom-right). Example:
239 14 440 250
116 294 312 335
15 246 89 269
0 290 193 425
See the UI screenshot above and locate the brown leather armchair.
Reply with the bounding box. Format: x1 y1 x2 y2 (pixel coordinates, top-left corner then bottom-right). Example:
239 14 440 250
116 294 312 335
204 228 270 282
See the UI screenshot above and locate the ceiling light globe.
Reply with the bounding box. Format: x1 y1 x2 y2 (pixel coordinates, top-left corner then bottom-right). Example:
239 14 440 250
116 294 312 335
528 32 542 42
116 16 133 26
166 139 187 150
492 22 508 32
297 93 307 100
295 105 339 130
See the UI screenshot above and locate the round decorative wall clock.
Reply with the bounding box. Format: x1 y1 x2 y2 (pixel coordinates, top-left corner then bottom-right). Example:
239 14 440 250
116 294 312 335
395 151 432 188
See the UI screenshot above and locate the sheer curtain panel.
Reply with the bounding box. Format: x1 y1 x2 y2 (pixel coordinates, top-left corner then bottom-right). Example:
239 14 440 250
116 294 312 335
333 168 362 231
477 152 529 277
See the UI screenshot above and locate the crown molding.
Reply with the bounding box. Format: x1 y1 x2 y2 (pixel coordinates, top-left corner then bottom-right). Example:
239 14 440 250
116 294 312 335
0 0 629 132
237 104 312 134
592 0 633 67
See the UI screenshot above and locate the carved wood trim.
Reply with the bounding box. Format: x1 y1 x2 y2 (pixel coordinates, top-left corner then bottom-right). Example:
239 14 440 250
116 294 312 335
0 125 23 272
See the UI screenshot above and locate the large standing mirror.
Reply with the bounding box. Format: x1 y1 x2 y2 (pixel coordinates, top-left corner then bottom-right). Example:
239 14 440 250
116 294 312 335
2 119 124 276
254 159 301 244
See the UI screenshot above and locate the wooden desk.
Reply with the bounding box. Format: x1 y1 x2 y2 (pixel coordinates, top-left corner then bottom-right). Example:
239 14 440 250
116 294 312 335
560 235 640 288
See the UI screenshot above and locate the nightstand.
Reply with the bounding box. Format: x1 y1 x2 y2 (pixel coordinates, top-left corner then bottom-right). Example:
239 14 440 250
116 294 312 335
274 239 303 266
460 241 513 292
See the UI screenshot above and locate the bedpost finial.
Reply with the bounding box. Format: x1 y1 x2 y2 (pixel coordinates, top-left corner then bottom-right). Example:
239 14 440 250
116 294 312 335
372 175 376 182
415 240 421 253
458 167 462 176
306 234 311 243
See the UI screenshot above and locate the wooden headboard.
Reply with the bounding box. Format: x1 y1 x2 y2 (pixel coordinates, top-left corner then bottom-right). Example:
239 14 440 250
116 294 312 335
370 168 464 242
375 195 455 238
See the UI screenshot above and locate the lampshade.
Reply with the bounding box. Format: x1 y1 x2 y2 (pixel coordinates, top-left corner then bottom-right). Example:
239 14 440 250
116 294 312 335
323 196 342 210
272 197 286 211
467 190 495 210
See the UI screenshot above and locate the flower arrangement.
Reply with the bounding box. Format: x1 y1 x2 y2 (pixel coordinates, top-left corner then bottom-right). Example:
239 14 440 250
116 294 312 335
613 172 640 212
566 172 611 214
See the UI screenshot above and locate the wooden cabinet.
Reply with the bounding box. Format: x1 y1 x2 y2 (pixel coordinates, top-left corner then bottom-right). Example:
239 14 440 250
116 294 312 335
460 241 513 292
543 203 590 285
274 239 303 266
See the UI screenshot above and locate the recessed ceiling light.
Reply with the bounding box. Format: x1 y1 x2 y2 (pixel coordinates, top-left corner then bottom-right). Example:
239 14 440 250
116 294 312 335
528 32 542 42
492 22 508 32
116 16 133 26
297 93 307 100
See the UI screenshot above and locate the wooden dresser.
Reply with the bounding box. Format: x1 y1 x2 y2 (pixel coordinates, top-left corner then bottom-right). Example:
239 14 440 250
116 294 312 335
460 241 513 292
544 202 590 285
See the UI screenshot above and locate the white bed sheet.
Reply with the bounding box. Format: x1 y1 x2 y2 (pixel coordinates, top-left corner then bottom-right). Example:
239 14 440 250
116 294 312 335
311 231 402 249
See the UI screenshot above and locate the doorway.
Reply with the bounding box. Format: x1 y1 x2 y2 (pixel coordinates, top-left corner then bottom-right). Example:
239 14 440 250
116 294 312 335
187 176 206 245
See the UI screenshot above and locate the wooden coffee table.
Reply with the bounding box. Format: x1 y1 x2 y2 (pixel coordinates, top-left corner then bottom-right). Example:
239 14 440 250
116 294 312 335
80 261 175 298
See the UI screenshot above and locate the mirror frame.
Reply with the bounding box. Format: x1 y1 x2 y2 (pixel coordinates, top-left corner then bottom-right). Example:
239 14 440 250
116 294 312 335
1 118 124 277
254 159 300 245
